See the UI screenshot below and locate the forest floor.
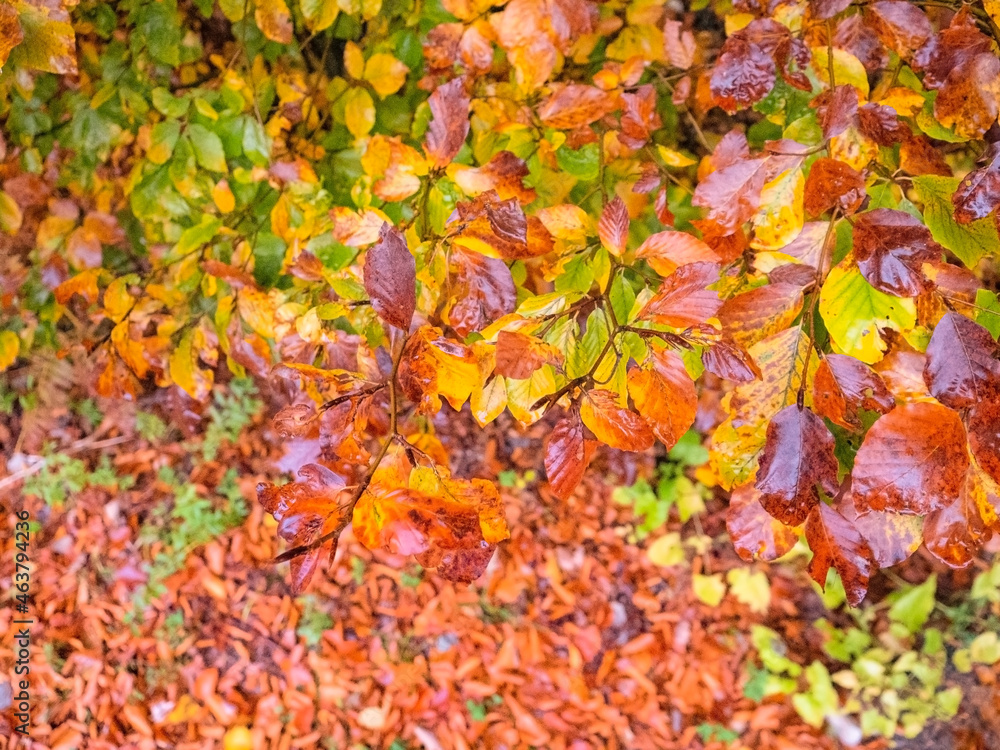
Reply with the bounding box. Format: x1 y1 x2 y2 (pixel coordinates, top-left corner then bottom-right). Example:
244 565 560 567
0 375 998 750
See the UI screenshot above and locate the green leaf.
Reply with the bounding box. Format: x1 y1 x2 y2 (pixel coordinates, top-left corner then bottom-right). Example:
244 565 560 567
888 575 936 633
252 232 286 287
914 175 998 268
819 263 916 364
692 573 726 606
791 661 838 728
566 308 608 378
556 143 599 181
242 116 271 165
171 216 223 259
188 124 228 172
969 631 1000 665
975 289 1000 339
148 120 181 164
726 568 770 614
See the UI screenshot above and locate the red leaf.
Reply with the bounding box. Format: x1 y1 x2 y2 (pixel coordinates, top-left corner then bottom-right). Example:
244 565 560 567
710 36 776 114
494 330 564 379
912 8 994 90
852 402 969 515
923 468 994 568
857 103 907 146
445 248 516 337
424 77 471 169
864 1 932 59
691 157 768 233
727 482 799 561
717 282 805 349
806 502 875 606
638 262 722 330
598 196 630 257
813 354 895 430
703 339 761 383
812 85 858 141
755 405 840 526
364 223 416 330
851 209 942 297
968 398 1000 486
545 413 597 501
923 312 1000 409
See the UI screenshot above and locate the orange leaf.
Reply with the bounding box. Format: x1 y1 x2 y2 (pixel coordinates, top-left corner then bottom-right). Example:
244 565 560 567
580 389 654 452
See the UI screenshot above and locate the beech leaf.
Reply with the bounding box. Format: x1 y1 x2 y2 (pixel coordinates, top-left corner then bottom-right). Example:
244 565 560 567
806 502 875 607
580 389 655 452
364 223 416 330
727 483 799 562
544 413 597 501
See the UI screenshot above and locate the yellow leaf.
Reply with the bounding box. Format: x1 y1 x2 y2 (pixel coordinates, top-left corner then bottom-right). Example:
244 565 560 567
0 330 20 372
237 288 278 338
212 179 236 213
343 87 375 138
727 568 771 614
819 263 916 364
692 573 727 606
169 327 213 401
811 46 869 99
103 277 134 323
0 190 23 234
343 41 364 80
363 53 409 99
255 0 293 44
648 533 685 566
750 168 804 251
657 145 696 168
301 0 339 31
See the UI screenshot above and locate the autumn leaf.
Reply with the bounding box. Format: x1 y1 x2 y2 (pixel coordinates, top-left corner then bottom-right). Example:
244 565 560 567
635 231 719 276
851 209 942 297
627 348 697 451
952 143 1000 224
452 151 536 204
494 330 564 380
537 84 614 130
803 158 866 217
398 326 482 414
923 467 995 568
864 1 932 59
703 339 761 384
638 262 722 330
444 249 516 337
691 157 768 233
755 406 840 526
813 354 895 430
717 283 804 349
806 502 876 606
580 389 654 452
709 35 775 114
923 312 1000 409
424 77 470 169
934 53 1000 139
852 402 969 515
257 463 348 592
597 196 629 258
968 398 1000 486
545 412 597 501
841 493 923 568
364 223 416 331
727 483 799 562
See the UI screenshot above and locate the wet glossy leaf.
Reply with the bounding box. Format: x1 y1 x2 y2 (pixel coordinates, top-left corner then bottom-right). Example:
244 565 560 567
692 157 768 233
852 402 969 515
806 502 875 606
813 354 895 430
864 1 932 59
545 412 597 501
915 175 999 269
717 283 804 349
852 209 941 297
841 493 923 568
703 339 761 383
364 223 416 330
934 53 1000 139
444 249 516 337
727 483 799 562
710 36 775 114
425 77 470 169
968 398 1000 486
923 312 1000 409
952 143 1000 224
627 348 697 451
923 468 994 568
398 326 481 415
580 389 654 452
755 406 840 526
803 158 866 217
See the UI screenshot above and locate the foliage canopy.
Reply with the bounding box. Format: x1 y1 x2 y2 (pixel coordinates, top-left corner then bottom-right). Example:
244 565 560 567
2 0 1000 602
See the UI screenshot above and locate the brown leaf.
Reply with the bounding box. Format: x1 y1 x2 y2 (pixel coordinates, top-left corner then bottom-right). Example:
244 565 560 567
453 151 536 204
813 85 859 141
257 463 348 592
397 326 481 415
364 223 416 330
912 8 994 90
598 196 629 257
0 4 24 70
728 482 799 561
900 135 953 177
451 191 554 259
952 143 1000 224
834 15 888 73
692 157 768 233
803 158 867 217
857 103 907 146
273 403 318 438
627 348 698 450
923 468 994 568
809 0 852 20
703 338 761 384
580 389 655 452
755 405 840 525
634 231 719 276
934 53 1000 139
864 1 932 59
444 248 516 337
968 398 1000 486
620 85 661 150
852 402 969 515
494 330 564 379
537 84 614 130
545 413 597 500
638 262 722 330
923 312 1000 409
717 283 805 349
806 502 875 606
851 208 942 296
425 77 471 169
814 354 895 430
